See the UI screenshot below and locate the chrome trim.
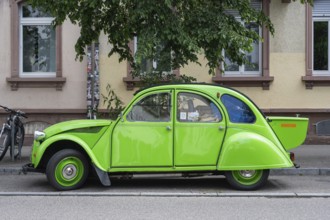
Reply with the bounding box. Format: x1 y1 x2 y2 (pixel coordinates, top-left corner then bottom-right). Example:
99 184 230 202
34 131 45 141
239 170 256 178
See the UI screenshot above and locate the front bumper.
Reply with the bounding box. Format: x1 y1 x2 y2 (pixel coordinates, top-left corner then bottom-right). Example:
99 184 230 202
22 163 44 174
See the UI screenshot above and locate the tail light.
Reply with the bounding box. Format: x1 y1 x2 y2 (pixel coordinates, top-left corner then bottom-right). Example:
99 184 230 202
290 152 295 162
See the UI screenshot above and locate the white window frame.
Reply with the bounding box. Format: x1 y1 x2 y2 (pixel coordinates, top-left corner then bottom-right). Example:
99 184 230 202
223 20 262 77
19 4 56 78
312 17 330 76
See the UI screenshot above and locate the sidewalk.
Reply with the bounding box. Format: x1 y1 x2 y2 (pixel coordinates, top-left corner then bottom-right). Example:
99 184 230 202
0 146 31 174
1 145 330 175
272 145 330 175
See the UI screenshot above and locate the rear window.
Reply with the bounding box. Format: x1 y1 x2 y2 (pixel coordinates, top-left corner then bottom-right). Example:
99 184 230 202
221 94 256 123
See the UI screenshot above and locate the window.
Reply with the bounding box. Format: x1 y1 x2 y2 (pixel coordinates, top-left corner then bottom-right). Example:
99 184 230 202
312 1 330 75
133 37 172 74
221 94 256 123
123 38 180 90
313 20 329 73
127 93 171 122
177 93 222 123
224 22 262 76
303 0 330 88
20 4 56 77
8 0 65 91
212 0 273 90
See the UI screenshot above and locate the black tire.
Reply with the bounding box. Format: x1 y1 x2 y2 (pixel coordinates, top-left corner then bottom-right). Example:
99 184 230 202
10 123 24 160
46 149 89 191
10 121 16 161
15 125 24 159
225 169 270 190
0 130 10 161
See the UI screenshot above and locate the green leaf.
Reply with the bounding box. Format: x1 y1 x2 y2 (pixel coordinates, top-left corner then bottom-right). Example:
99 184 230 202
29 0 311 77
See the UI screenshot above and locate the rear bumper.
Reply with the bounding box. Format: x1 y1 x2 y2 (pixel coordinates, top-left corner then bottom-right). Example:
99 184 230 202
22 163 44 174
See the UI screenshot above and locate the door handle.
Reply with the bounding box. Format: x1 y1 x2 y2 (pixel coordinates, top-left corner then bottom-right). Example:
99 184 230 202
166 126 172 131
219 126 225 131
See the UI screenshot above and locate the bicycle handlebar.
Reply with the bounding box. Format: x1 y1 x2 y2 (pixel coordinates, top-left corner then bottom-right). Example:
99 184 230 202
0 105 27 118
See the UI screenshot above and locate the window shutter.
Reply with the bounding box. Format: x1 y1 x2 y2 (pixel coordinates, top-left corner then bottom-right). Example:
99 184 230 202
251 0 262 10
226 0 262 18
313 0 330 17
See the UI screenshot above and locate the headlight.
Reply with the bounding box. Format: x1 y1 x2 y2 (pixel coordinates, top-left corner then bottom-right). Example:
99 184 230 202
34 131 46 141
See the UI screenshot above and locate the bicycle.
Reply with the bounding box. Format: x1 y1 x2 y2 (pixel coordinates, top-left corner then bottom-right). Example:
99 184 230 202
0 105 27 161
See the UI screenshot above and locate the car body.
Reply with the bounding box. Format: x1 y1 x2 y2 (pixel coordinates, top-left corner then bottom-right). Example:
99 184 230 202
23 84 309 190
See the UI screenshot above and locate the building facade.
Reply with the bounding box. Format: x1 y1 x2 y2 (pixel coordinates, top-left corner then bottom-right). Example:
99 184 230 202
0 0 329 144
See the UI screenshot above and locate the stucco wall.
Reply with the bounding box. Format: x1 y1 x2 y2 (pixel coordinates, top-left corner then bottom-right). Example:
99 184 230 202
261 1 330 110
98 36 132 107
0 0 87 110
0 0 11 95
228 1 330 110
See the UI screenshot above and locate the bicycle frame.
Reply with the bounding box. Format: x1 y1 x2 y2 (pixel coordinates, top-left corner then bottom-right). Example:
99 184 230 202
0 105 26 161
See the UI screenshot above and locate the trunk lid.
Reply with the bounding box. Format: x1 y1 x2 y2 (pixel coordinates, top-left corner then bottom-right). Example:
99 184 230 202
267 116 309 150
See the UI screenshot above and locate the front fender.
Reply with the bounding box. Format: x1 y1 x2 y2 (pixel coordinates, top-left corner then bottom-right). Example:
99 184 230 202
32 134 107 172
217 131 293 170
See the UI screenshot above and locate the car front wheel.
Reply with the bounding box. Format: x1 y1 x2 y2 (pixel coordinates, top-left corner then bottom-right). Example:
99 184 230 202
225 169 269 190
46 149 89 191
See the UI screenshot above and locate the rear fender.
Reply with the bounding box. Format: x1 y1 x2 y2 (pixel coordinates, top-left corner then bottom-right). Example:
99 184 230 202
217 131 293 170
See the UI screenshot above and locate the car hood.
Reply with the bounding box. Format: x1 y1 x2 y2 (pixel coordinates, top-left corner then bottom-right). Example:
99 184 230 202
43 119 113 139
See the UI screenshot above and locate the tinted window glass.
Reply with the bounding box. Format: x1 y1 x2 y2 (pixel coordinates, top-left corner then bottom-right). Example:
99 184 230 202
314 21 328 71
177 93 222 122
127 93 171 122
221 94 256 123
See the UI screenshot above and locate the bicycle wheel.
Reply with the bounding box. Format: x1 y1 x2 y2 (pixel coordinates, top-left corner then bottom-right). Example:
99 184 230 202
0 129 10 161
10 123 24 160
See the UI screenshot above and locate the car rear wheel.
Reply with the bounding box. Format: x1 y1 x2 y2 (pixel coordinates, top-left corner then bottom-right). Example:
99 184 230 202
46 149 89 191
225 169 269 190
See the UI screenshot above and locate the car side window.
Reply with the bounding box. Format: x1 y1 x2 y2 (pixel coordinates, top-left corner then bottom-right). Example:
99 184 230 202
177 93 222 122
127 93 171 122
221 94 256 123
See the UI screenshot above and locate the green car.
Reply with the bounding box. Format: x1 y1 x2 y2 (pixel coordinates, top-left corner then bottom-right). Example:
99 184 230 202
23 84 309 191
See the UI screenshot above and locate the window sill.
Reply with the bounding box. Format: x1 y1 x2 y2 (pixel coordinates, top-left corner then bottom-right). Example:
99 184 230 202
6 77 66 91
123 76 143 90
302 76 330 89
123 76 173 90
212 76 274 90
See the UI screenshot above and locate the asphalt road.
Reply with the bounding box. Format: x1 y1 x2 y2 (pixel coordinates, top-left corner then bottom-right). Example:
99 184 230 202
1 196 330 220
1 175 330 219
1 174 330 196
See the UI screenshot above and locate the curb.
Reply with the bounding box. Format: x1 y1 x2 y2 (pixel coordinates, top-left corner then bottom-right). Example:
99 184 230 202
0 167 25 175
270 168 330 176
1 191 330 198
1 167 330 176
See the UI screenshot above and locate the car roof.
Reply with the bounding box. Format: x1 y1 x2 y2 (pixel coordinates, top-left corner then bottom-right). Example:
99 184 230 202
134 83 266 118
134 83 233 95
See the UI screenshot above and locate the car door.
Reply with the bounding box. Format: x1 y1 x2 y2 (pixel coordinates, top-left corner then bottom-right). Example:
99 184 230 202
111 91 173 167
174 91 226 167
